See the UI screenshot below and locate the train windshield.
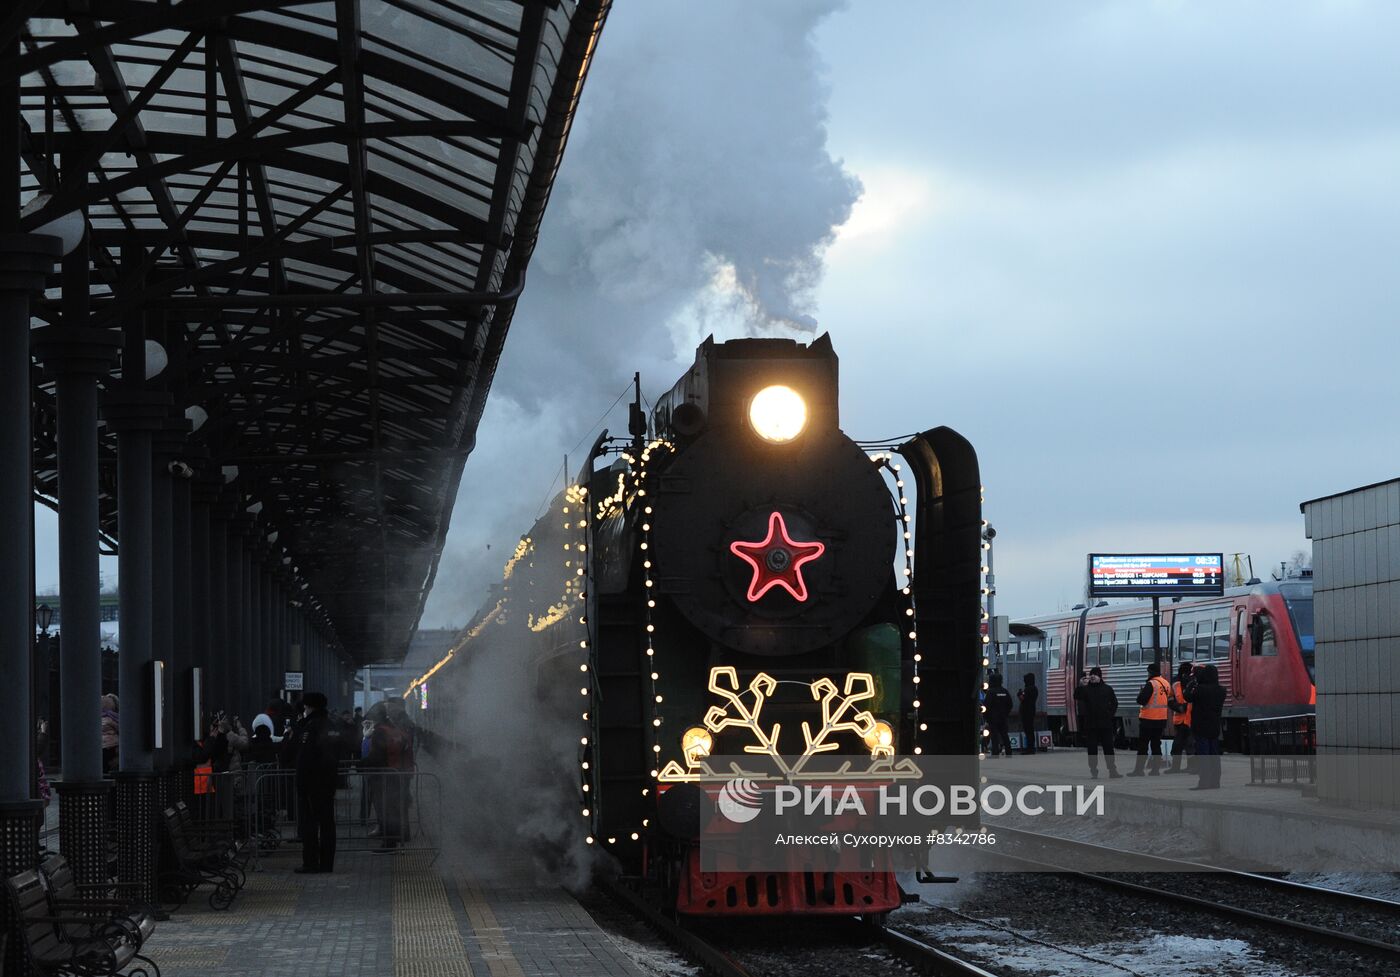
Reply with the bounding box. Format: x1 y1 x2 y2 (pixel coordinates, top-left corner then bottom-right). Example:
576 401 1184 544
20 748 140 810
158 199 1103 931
1281 585 1315 682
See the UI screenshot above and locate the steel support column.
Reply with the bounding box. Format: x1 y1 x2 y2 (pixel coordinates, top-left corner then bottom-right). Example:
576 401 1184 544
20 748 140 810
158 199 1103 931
261 570 274 698
105 387 168 904
189 488 211 724
205 504 228 711
247 544 261 708
0 227 60 977
168 465 193 759
150 438 174 772
34 322 120 895
226 532 247 717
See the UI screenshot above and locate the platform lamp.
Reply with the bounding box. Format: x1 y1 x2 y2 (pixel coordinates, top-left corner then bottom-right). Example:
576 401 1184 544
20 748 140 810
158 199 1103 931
21 192 87 257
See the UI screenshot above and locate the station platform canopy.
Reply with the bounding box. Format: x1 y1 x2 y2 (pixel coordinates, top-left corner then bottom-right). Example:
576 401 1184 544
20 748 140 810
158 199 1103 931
12 0 609 664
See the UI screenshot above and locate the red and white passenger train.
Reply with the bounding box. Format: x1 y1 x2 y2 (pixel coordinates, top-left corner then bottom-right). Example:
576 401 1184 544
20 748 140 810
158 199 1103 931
1003 575 1314 750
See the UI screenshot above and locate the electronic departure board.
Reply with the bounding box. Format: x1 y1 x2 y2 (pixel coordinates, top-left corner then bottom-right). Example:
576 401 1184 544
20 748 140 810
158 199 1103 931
1087 553 1225 598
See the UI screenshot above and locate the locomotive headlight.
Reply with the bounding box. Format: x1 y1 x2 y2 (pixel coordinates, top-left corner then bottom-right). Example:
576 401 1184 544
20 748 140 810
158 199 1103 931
863 720 895 757
682 726 713 763
748 385 807 443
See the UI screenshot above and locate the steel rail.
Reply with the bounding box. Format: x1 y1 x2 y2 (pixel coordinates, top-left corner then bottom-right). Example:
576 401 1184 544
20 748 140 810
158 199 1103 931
875 925 1003 977
992 826 1400 963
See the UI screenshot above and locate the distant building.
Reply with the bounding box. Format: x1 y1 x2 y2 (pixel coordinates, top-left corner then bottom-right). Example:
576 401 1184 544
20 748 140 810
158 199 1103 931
357 628 458 710
34 592 121 648
1302 477 1400 807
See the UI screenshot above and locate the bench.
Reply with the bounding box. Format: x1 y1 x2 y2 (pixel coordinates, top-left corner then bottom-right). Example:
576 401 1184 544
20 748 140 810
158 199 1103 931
6 869 161 977
37 854 157 953
168 803 249 889
158 809 241 911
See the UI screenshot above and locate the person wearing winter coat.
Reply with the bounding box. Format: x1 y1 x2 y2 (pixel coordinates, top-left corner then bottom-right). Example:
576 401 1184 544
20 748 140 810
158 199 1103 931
1074 667 1121 778
292 692 345 873
1184 663 1228 790
984 674 1014 757
100 694 120 774
248 714 281 765
1017 673 1039 755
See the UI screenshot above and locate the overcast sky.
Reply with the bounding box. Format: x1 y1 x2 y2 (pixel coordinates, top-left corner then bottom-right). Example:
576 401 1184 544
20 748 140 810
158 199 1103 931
417 0 1400 628
37 1 1400 632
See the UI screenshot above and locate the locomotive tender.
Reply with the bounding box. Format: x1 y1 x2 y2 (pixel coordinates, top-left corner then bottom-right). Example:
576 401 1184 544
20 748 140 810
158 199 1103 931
412 335 985 918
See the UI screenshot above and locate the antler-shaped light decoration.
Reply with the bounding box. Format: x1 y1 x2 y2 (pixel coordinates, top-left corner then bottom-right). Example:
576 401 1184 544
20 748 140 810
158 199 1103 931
791 672 880 775
703 666 782 759
657 668 922 784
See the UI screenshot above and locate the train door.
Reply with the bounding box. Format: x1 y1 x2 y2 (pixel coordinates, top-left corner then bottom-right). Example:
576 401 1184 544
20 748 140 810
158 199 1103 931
1232 606 1247 701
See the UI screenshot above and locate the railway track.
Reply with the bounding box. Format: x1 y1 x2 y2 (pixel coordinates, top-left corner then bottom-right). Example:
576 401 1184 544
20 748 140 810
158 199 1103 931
596 875 999 977
990 825 1400 964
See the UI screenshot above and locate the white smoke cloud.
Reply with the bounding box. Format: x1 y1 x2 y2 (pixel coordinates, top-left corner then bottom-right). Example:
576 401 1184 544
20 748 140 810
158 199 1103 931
423 0 859 626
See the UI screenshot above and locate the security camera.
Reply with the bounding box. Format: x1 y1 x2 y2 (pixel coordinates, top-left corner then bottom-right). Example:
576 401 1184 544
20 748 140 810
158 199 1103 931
982 525 996 540
167 460 194 479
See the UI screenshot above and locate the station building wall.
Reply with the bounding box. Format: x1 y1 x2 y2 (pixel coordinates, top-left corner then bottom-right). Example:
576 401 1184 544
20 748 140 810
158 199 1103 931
1302 477 1400 806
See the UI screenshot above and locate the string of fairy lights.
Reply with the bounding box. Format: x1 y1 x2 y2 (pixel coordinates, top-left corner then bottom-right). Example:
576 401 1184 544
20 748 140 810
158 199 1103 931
635 437 673 846
578 436 675 849
980 490 992 757
557 483 592 844
869 451 925 754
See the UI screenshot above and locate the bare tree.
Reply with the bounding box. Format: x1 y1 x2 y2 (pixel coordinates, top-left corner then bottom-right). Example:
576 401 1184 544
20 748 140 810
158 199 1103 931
1284 549 1311 576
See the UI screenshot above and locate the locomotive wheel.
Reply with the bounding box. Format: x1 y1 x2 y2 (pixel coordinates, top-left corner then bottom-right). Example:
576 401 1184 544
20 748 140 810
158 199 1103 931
860 911 890 931
656 851 682 917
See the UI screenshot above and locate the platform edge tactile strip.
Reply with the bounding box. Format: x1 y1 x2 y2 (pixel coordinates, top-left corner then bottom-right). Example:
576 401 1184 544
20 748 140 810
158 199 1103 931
396 853 475 977
457 873 527 977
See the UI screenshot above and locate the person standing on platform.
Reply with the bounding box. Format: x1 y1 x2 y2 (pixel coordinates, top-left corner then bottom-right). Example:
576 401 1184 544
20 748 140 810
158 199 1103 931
292 692 344 874
100 694 120 774
1074 670 1089 747
984 674 1014 757
1017 673 1039 755
1166 663 1195 774
1128 662 1171 776
1185 664 1227 790
363 702 414 852
1076 667 1121 778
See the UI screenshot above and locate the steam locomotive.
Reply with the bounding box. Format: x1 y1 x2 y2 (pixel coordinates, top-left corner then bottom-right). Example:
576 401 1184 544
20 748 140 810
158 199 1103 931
410 335 984 918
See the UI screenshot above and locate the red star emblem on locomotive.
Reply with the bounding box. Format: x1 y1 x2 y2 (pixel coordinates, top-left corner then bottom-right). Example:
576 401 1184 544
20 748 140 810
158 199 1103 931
728 511 827 603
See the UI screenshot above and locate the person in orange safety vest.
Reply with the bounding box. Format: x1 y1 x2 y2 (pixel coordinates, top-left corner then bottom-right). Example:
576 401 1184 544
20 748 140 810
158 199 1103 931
1165 662 1195 773
1127 662 1172 776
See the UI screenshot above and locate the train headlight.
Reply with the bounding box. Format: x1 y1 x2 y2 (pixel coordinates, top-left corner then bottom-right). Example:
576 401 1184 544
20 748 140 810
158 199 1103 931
863 720 895 758
748 385 807 443
682 726 713 764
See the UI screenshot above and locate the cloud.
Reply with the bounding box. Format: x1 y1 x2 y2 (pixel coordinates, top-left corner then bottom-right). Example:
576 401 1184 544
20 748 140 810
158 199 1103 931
422 0 859 626
995 519 1310 619
828 163 938 255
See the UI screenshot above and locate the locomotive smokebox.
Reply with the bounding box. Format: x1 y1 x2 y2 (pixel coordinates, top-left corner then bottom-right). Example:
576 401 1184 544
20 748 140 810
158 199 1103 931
650 336 896 656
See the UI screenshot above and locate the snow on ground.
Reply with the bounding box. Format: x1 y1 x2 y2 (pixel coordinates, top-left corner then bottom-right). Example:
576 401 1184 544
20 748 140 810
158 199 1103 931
906 916 1315 977
598 930 700 977
1284 872 1400 901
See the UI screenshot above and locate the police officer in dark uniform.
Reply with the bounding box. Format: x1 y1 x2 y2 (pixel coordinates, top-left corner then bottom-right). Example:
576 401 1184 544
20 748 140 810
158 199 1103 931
293 692 344 873
984 673 1014 757
1017 673 1039 754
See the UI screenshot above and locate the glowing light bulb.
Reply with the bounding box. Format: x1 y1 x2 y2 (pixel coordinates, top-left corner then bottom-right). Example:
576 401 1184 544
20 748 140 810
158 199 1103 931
747 384 807 443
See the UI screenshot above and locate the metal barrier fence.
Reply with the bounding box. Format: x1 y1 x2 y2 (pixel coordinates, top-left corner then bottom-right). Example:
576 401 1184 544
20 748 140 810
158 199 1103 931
1247 713 1316 785
185 764 441 866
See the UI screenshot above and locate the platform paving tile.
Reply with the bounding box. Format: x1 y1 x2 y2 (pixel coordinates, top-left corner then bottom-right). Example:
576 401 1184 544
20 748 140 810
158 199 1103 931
140 849 644 977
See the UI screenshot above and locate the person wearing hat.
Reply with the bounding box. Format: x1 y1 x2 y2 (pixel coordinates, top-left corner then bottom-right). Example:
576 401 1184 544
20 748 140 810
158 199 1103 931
1165 662 1195 773
1016 672 1039 755
292 691 345 873
1075 667 1121 779
984 673 1014 757
1185 664 1228 790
